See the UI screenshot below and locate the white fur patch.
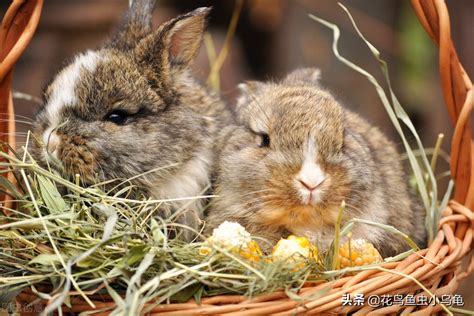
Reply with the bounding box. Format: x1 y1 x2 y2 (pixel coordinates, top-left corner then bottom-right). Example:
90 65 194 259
41 50 103 164
296 139 326 204
298 139 325 187
304 138 318 162
45 50 101 128
151 150 212 216
298 161 325 188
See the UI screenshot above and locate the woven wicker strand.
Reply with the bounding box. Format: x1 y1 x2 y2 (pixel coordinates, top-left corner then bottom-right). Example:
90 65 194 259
4 0 474 314
0 0 43 148
412 0 473 209
0 0 43 210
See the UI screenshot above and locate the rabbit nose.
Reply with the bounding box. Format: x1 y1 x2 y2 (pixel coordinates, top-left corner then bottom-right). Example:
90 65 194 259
298 179 322 191
296 160 326 192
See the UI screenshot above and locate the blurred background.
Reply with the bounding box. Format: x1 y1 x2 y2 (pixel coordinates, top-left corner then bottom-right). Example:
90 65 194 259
1 0 473 308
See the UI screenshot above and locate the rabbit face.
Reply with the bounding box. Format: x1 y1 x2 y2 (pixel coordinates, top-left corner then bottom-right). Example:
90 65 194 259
216 69 354 231
32 4 223 202
35 49 201 184
208 68 425 256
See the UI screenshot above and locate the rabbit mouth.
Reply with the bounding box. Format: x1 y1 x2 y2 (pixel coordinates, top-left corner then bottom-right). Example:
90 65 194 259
297 185 324 206
34 137 100 185
293 177 329 206
55 142 100 185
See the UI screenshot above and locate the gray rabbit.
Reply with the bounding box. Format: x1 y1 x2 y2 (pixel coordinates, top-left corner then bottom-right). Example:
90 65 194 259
206 68 426 257
32 1 231 231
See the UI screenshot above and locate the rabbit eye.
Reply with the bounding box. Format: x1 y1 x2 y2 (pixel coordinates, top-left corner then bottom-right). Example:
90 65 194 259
106 110 128 125
258 133 270 148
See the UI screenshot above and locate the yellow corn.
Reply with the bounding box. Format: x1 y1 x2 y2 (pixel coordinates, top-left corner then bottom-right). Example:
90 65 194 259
238 240 263 262
198 246 212 256
272 235 319 266
199 221 262 262
338 238 382 269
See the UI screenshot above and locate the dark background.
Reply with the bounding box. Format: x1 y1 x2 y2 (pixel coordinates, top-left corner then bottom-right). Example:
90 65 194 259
1 0 473 307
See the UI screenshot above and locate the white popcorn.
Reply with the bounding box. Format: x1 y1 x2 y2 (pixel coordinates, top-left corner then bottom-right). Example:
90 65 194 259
209 221 251 248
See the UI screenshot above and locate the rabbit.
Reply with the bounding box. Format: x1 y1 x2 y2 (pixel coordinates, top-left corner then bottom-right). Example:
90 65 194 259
31 1 232 232
206 68 426 257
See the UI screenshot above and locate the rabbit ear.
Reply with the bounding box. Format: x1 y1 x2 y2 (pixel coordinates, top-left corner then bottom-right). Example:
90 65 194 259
135 7 210 72
237 81 264 98
108 0 156 50
236 81 265 111
283 68 321 85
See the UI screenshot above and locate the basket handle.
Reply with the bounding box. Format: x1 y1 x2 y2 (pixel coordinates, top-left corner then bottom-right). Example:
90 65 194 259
0 0 43 206
411 0 474 210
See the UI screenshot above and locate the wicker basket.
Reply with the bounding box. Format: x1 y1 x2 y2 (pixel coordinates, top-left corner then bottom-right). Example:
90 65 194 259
2 0 473 314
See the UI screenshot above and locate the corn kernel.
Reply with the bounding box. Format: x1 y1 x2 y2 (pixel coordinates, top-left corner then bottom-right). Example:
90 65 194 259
338 238 383 269
198 246 211 256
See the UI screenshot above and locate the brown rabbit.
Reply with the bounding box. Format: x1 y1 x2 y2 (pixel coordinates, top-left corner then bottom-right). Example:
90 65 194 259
206 68 426 257
32 1 232 232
